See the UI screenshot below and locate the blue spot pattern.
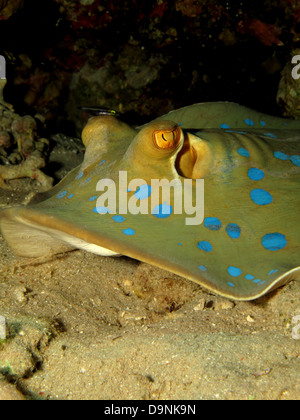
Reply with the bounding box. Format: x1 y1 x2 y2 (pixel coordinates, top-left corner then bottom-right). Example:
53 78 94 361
245 272 267 285
274 151 289 160
228 266 242 277
250 189 273 205
263 133 278 139
152 202 173 219
93 206 110 214
181 116 293 292
112 215 125 223
204 217 222 231
226 223 241 239
248 168 264 181
244 118 254 126
261 233 287 251
134 184 152 200
123 228 135 236
290 155 300 167
76 172 84 180
57 191 68 199
274 151 300 167
58 115 293 296
238 147 250 157
197 241 213 252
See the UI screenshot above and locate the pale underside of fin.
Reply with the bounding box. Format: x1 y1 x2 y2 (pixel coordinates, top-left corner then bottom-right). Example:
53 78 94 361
0 210 119 258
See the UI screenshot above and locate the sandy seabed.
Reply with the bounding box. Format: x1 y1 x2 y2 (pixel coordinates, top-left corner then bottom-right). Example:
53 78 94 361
0 184 299 401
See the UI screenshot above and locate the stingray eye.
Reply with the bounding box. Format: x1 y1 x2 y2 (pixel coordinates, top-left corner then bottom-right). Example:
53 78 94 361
153 126 181 150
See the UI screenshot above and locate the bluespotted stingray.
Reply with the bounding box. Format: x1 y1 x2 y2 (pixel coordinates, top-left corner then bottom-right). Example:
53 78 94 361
0 102 299 300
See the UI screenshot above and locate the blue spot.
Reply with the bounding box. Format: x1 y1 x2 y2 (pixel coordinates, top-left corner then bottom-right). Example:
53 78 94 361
57 191 68 199
264 133 278 139
227 130 247 134
226 223 241 239
289 155 300 167
76 172 84 180
259 280 266 285
244 118 255 126
274 151 289 160
134 184 152 200
262 233 287 251
198 265 207 272
127 188 131 192
112 215 125 223
248 168 265 181
238 147 250 157
250 189 273 205
260 120 266 127
197 241 213 252
253 279 261 284
84 177 91 184
68 194 74 199
245 274 255 280
93 206 110 214
89 196 98 202
220 123 230 129
204 217 222 231
227 282 235 287
178 122 183 126
268 269 278 276
178 242 183 246
98 159 106 165
228 266 242 277
123 228 135 236
152 202 173 219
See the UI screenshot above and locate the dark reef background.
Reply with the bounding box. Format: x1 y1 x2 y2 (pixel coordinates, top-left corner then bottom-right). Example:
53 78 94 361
0 0 299 135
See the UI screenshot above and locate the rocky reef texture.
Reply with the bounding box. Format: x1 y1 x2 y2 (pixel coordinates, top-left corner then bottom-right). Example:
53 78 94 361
0 0 299 135
0 80 52 190
0 0 23 20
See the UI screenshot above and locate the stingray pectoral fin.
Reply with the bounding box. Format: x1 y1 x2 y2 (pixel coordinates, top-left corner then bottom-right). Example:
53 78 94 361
264 267 300 296
0 208 74 257
0 208 120 258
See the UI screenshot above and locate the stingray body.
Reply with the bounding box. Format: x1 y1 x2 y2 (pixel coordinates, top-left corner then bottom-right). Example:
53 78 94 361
0 102 299 300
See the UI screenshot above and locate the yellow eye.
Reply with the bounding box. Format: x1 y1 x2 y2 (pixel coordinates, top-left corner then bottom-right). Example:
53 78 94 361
153 126 181 150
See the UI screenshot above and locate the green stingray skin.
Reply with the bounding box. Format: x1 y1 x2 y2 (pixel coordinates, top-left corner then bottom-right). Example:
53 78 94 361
0 102 299 300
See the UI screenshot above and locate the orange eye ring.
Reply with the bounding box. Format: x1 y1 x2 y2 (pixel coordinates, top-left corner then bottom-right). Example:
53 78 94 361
153 126 181 150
